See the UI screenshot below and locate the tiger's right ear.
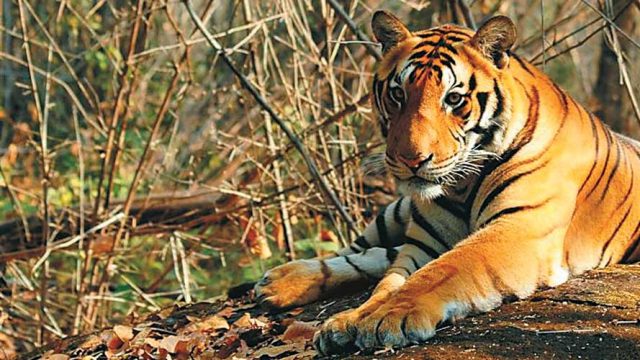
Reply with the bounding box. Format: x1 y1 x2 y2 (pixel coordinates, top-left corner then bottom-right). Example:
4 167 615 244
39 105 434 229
372 10 411 53
471 16 517 69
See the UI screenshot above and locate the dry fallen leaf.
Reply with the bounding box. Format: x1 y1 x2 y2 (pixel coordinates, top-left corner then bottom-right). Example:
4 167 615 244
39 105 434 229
282 321 319 342
216 306 235 318
280 349 318 360
252 342 306 358
76 334 102 351
215 334 242 359
42 354 70 360
113 325 135 342
181 314 229 334
101 329 125 352
130 327 153 347
158 335 182 353
144 337 160 348
234 313 267 328
158 334 200 355
0 333 16 360
286 307 305 316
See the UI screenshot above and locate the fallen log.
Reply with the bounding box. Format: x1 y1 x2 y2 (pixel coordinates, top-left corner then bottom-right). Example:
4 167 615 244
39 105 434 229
17 264 640 359
0 190 241 261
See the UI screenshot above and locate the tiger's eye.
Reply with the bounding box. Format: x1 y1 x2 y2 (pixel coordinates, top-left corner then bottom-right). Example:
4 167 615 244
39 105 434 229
445 92 463 107
389 87 405 102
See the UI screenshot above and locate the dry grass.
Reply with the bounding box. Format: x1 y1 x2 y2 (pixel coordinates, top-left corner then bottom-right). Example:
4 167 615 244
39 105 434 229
0 0 638 354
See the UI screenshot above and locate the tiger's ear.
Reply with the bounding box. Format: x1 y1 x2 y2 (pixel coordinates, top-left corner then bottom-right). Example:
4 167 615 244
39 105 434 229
372 10 411 53
471 16 517 69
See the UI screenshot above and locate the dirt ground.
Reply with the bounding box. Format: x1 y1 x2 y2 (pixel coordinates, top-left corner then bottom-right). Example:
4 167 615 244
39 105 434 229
17 264 640 359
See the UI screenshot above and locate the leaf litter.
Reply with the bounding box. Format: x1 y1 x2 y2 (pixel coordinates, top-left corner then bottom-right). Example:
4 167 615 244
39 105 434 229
27 285 321 359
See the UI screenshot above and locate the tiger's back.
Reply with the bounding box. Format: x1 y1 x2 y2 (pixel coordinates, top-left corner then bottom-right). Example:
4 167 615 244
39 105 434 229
463 50 640 275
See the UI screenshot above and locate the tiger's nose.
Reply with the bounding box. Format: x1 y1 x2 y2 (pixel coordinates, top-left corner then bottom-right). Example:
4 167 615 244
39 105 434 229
397 153 433 172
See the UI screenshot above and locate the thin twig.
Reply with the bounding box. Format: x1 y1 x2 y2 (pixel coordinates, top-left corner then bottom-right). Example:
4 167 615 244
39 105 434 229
580 0 640 49
326 0 382 61
183 0 358 241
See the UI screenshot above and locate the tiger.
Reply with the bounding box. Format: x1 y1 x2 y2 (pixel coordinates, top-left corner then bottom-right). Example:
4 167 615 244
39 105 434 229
254 10 640 355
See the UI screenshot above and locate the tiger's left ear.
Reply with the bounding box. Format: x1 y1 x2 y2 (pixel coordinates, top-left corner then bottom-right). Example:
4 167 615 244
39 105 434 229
372 10 411 53
471 16 517 69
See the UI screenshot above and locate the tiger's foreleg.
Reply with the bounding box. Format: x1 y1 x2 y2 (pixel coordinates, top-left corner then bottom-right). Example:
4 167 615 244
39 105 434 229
254 246 401 308
315 201 572 354
312 240 439 350
254 198 411 308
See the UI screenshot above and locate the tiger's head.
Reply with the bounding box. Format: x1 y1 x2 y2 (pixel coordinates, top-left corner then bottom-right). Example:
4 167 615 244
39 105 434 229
371 11 518 201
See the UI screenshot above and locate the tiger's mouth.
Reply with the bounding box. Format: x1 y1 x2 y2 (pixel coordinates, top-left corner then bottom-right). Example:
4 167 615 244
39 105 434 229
396 176 446 201
392 156 461 184
392 151 480 201
406 175 444 186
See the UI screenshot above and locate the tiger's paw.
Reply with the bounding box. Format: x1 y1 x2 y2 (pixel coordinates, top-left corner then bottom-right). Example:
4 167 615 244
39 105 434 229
254 259 328 309
313 309 361 355
314 297 441 355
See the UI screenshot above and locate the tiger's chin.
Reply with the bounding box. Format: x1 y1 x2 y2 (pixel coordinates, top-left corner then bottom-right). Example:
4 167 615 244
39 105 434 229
397 177 445 203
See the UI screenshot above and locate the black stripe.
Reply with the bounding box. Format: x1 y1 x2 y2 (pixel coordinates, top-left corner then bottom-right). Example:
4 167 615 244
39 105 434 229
319 260 331 293
407 254 421 271
545 84 571 148
355 235 371 249
493 80 504 119
621 220 640 263
431 65 442 82
600 205 633 265
376 209 390 248
385 68 397 82
349 244 360 253
434 197 466 219
629 141 640 160
410 203 450 250
408 69 418 84
400 316 410 340
551 82 568 114
468 73 477 91
440 60 454 72
510 52 534 76
414 40 439 49
478 160 548 219
599 141 624 202
390 266 412 277
443 43 458 54
386 247 399 263
409 50 428 61
585 126 613 199
447 35 468 43
416 32 439 40
577 113 601 195
373 76 382 109
617 156 634 207
422 28 471 37
476 92 489 124
406 237 440 260
475 122 503 149
478 200 549 229
343 256 375 281
440 52 456 65
393 198 405 225
449 127 465 143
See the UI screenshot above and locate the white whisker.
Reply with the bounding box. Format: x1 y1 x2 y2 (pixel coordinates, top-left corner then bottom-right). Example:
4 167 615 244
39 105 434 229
361 153 388 176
